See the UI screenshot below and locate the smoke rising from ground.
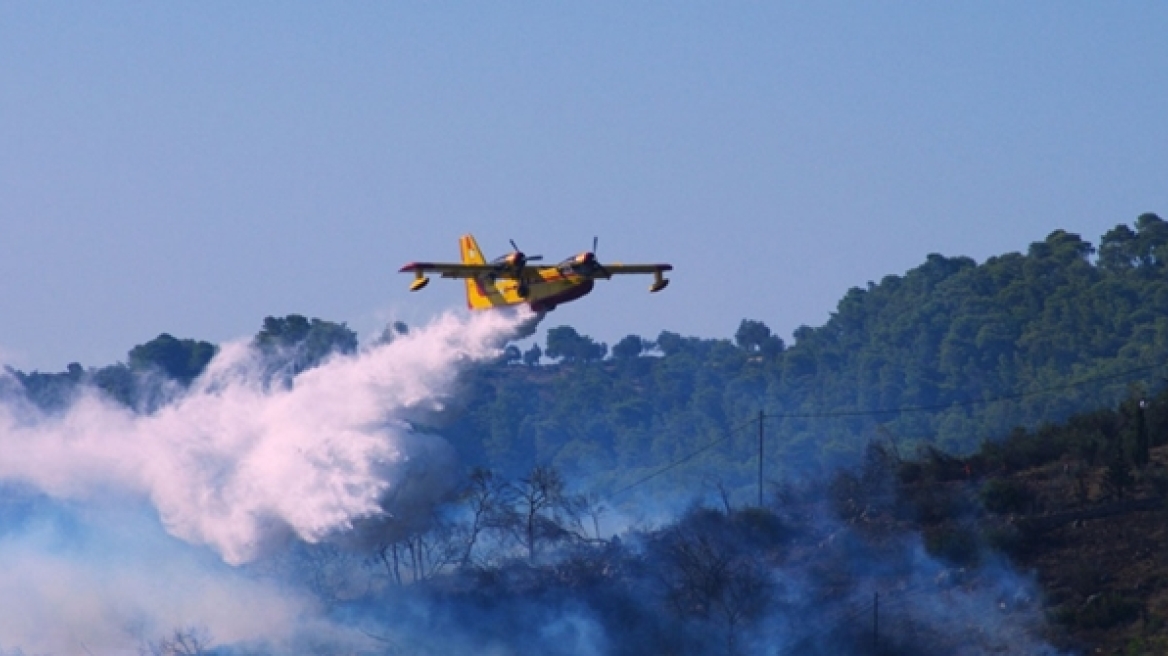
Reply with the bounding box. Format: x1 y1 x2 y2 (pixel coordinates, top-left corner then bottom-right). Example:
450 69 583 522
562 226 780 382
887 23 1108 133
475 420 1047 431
0 307 1069 655
0 309 529 653
0 500 313 654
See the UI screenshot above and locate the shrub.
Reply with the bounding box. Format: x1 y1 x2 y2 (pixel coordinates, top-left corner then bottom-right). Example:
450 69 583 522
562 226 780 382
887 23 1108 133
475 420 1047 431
981 525 1025 558
979 479 1036 514
1056 592 1141 630
923 525 980 567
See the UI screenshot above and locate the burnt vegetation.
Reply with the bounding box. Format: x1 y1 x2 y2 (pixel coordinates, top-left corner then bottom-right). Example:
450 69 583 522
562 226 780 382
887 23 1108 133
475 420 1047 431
322 385 1168 655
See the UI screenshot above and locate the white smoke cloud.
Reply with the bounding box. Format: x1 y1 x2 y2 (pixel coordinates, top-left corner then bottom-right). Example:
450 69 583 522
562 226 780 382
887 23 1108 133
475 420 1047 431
0 309 528 652
0 503 314 654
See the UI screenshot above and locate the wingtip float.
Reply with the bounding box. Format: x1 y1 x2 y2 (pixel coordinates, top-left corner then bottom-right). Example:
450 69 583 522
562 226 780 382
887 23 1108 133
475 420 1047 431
400 234 672 312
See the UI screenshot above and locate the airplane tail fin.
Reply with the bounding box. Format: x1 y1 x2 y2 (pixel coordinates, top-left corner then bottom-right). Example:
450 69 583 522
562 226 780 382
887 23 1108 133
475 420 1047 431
459 234 486 265
460 234 501 310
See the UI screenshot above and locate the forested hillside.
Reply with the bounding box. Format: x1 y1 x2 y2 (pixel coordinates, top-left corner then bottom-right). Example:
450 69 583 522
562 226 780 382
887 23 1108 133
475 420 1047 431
8 215 1168 505
442 214 1168 499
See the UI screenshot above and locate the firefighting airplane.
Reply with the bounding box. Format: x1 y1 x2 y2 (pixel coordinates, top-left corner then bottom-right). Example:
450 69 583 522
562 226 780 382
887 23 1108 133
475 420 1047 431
400 235 672 312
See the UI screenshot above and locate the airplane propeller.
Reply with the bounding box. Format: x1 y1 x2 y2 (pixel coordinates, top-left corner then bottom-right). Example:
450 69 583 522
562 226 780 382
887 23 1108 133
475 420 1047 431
505 239 541 299
588 236 611 278
509 239 543 264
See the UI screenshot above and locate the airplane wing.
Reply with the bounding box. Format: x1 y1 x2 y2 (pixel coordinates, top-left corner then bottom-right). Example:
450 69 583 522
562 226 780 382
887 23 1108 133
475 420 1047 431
594 262 672 292
598 263 673 275
399 262 536 279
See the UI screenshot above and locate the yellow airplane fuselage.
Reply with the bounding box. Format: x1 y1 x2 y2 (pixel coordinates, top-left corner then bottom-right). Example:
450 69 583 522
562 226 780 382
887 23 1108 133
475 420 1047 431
466 269 595 312
460 235 596 312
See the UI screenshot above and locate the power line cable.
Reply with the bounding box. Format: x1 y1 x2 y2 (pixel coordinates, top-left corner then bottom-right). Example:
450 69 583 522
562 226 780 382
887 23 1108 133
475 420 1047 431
763 361 1163 421
609 362 1163 498
610 416 759 497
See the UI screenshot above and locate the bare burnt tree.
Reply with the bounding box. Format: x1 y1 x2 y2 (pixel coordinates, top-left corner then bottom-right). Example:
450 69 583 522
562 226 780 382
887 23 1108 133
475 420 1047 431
458 467 509 566
657 510 774 656
506 465 585 562
707 476 734 514
377 540 405 586
138 626 212 656
247 538 369 606
581 491 608 542
287 540 371 604
407 517 461 582
377 514 462 584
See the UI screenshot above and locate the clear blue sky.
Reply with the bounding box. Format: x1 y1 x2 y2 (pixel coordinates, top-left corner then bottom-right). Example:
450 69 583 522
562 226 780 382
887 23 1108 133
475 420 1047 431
2 3 1166 371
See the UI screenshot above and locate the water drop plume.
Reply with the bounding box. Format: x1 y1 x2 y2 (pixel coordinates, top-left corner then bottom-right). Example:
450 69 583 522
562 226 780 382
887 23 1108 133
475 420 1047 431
0 309 530 564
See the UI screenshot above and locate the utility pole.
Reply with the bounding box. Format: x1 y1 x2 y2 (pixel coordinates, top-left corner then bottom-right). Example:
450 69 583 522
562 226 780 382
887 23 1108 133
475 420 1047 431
758 409 765 507
1136 399 1149 468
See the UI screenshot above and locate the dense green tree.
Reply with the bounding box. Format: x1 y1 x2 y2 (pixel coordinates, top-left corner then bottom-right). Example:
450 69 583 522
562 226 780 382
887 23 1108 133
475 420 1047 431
128 333 217 385
545 326 607 363
655 331 685 356
375 321 411 345
734 319 784 357
253 314 358 374
1098 224 1139 272
6 362 88 410
522 343 543 367
1134 213 1168 268
612 335 645 360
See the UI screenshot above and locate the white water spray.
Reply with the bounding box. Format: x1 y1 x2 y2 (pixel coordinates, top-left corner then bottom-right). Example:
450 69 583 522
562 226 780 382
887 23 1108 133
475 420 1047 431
0 310 525 565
